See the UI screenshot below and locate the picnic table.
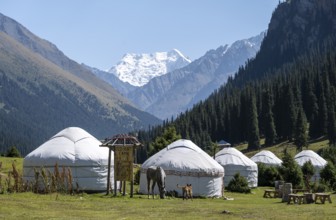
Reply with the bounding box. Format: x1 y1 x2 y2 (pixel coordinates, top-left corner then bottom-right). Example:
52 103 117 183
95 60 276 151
315 193 332 204
287 193 306 205
263 189 279 198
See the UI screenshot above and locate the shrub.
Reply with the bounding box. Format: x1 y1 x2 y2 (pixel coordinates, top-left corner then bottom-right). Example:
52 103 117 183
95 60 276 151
227 173 251 193
301 160 315 190
5 146 21 158
134 169 140 185
278 151 303 188
312 181 330 193
320 146 336 165
257 163 282 186
320 162 336 190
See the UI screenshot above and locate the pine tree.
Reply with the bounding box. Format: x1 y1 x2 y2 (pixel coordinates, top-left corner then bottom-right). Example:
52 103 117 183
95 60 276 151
247 91 260 150
327 83 336 146
149 126 181 156
5 146 21 158
308 98 321 139
262 91 277 146
294 109 309 151
286 85 298 141
317 89 328 135
279 150 303 188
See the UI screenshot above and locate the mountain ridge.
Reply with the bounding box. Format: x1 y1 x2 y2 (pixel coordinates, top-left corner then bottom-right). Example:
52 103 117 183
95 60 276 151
137 0 336 152
129 32 265 119
0 13 161 155
108 48 191 87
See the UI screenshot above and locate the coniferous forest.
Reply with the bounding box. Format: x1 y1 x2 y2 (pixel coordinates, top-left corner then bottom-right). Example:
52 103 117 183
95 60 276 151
137 0 336 156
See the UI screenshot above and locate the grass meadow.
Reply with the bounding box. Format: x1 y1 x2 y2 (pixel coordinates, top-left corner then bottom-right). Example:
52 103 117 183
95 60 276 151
0 140 334 220
0 187 336 219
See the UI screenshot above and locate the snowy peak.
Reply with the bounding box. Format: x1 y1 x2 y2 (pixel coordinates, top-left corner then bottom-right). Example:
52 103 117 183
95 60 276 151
108 49 191 87
228 31 265 51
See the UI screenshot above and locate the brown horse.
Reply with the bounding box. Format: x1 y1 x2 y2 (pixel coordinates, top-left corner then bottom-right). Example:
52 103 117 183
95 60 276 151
146 166 166 199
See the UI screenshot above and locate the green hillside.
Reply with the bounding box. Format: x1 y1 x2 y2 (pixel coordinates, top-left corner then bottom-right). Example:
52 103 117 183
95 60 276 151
0 15 161 156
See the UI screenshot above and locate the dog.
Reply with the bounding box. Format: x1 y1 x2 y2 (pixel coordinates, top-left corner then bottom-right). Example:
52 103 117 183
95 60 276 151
176 184 193 200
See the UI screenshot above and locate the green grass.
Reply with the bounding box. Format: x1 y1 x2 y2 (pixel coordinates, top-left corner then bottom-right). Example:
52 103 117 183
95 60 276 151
236 138 329 159
0 139 334 219
0 157 22 176
0 188 336 219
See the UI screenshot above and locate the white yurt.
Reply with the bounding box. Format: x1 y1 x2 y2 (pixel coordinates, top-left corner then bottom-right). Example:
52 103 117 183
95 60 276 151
294 150 327 180
215 147 258 187
139 139 224 197
23 127 114 192
250 150 282 166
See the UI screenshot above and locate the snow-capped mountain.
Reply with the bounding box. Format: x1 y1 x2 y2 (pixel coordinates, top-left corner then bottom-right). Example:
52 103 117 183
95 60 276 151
88 32 265 120
127 31 265 119
108 49 191 87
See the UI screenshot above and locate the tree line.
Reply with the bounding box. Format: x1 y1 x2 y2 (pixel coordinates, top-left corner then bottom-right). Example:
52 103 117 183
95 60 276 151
138 35 336 157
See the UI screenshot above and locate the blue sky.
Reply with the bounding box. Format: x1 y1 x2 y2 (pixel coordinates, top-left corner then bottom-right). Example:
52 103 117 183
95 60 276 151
1 0 278 70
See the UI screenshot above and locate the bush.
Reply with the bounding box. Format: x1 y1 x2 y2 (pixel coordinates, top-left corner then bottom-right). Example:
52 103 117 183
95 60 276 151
320 162 336 190
312 181 330 193
301 160 315 190
319 147 336 165
134 169 141 185
257 163 282 186
5 146 21 158
227 173 251 193
278 151 303 188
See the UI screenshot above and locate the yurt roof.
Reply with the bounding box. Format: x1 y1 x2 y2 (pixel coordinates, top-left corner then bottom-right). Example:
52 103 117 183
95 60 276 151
217 140 231 147
250 150 282 165
141 139 223 174
215 147 257 167
24 127 109 167
294 150 327 167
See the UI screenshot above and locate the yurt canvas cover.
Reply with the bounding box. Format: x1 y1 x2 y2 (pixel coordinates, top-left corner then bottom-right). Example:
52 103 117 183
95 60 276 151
139 139 224 197
250 150 282 166
215 147 258 187
23 127 114 192
294 150 327 180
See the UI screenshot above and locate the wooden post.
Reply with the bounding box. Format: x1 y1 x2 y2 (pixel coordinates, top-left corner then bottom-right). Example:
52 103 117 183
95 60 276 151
122 181 126 196
106 148 112 195
130 146 135 198
114 179 117 196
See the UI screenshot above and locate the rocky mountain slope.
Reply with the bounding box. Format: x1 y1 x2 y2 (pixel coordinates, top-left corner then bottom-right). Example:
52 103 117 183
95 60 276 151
127 32 264 119
0 13 161 155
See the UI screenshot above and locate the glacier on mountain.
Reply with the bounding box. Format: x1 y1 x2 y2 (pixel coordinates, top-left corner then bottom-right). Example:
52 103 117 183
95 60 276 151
108 49 191 87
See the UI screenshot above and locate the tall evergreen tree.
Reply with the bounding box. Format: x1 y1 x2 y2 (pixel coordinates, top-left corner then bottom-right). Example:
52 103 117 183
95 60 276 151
247 91 260 150
308 92 321 139
286 85 298 141
294 109 309 151
262 90 277 146
327 88 336 146
279 150 303 188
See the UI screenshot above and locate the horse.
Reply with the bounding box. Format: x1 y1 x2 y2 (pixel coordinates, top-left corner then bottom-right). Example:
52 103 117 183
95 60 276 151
146 166 166 199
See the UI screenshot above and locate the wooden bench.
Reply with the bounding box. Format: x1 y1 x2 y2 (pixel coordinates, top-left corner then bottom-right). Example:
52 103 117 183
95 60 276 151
288 193 306 204
315 193 332 204
263 189 279 198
